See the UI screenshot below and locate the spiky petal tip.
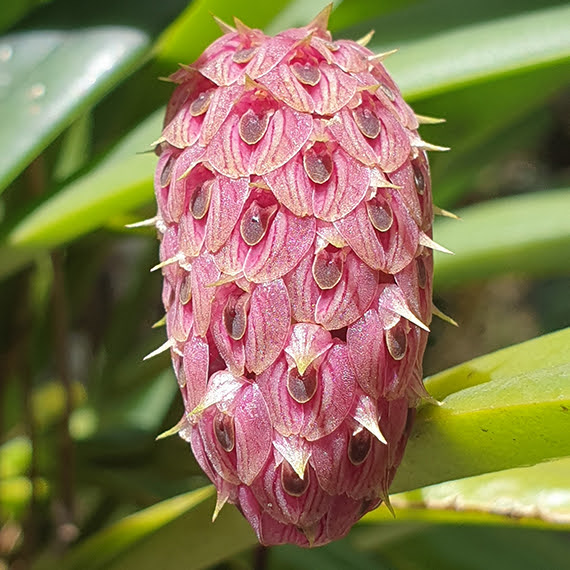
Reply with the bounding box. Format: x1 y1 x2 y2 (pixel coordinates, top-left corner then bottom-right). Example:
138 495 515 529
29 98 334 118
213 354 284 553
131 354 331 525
152 6 439 547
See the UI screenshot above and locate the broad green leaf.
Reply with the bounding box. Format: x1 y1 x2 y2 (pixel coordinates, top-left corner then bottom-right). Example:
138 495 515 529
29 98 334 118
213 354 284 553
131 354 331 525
363 524 570 570
432 190 570 290
365 458 570 529
349 1 570 99
0 27 148 193
392 328 570 493
4 109 161 255
49 487 257 570
418 63 570 206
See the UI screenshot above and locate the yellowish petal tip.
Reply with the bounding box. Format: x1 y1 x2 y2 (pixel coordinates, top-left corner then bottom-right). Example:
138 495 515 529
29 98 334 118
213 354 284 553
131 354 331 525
143 338 173 361
434 205 461 220
416 114 446 125
212 15 236 34
432 304 459 327
368 48 398 62
309 3 333 31
233 17 251 34
152 315 167 329
156 417 186 440
356 30 375 47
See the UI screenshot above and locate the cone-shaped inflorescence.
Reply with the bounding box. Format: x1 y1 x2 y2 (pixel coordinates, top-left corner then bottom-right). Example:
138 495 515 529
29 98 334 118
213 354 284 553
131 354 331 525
152 7 441 547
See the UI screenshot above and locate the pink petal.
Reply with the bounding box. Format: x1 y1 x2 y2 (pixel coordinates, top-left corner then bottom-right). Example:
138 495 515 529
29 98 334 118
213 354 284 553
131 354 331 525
252 106 313 175
211 287 247 377
182 336 209 410
245 280 291 374
212 222 250 276
327 109 377 166
234 384 272 485
264 154 314 217
283 252 320 323
302 344 356 440
311 62 358 115
191 253 220 336
257 356 304 437
257 63 315 113
284 323 333 374
312 146 370 222
315 252 377 331
200 84 244 145
205 176 250 253
346 309 386 399
245 210 316 283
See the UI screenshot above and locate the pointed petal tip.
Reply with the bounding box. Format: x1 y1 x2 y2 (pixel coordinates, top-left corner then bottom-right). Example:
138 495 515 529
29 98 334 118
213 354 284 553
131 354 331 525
143 338 174 361
368 48 398 62
356 30 375 47
212 492 229 522
415 114 446 125
309 3 333 31
150 254 182 272
212 14 236 34
381 492 396 518
432 303 459 327
233 17 251 34
151 315 167 329
125 216 158 229
434 205 461 220
155 416 187 440
413 139 450 152
419 233 454 255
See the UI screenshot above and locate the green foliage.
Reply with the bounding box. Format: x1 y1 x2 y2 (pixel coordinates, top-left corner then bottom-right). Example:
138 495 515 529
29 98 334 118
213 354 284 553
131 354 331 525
0 0 568 569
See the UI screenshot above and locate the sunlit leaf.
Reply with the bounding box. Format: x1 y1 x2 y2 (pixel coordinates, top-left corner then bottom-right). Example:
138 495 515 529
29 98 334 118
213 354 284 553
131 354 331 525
364 458 570 529
51 487 257 570
432 190 570 290
347 1 570 99
0 27 148 193
392 328 570 492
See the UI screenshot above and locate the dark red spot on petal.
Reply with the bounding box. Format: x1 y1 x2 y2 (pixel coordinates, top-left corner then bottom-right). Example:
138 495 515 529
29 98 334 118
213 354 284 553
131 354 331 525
412 161 426 195
190 180 213 220
291 61 321 86
312 250 343 290
287 366 318 403
240 201 277 246
223 295 248 340
233 46 257 64
214 412 235 452
281 461 309 497
348 428 372 465
190 89 214 116
160 155 175 187
416 257 427 289
367 200 393 232
239 108 270 145
303 144 333 184
386 323 407 361
354 106 381 139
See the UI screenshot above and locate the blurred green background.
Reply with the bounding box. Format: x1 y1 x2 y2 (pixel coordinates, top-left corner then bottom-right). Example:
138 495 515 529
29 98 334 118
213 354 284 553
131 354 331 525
0 1 569 569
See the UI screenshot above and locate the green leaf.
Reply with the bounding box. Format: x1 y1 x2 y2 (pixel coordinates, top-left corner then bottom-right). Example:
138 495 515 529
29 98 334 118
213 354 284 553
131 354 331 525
364 524 570 570
4 109 161 254
354 1 570 99
0 27 148 193
49 487 257 570
364 458 570 529
432 190 570 290
398 458 570 525
392 328 570 493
